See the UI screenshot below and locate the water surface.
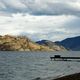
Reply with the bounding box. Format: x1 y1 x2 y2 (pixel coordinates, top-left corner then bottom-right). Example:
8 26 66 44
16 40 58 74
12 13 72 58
0 51 80 80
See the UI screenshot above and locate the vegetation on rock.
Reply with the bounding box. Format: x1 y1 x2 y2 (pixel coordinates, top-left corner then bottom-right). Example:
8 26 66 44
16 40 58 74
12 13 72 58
0 35 53 51
0 35 67 51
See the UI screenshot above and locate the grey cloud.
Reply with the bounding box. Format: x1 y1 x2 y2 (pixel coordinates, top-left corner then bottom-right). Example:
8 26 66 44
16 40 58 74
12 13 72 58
64 17 80 33
27 2 80 16
0 10 80 41
0 0 80 16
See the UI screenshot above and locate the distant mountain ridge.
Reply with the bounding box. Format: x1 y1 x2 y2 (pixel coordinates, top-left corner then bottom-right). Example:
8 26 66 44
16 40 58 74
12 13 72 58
55 36 80 51
36 40 66 51
36 36 80 51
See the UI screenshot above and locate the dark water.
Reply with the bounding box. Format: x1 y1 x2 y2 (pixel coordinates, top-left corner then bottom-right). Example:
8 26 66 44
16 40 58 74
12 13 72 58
0 51 80 80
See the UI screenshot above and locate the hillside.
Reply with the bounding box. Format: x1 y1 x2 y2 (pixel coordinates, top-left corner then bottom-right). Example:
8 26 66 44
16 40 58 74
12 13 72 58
0 35 59 51
55 36 80 51
36 40 66 51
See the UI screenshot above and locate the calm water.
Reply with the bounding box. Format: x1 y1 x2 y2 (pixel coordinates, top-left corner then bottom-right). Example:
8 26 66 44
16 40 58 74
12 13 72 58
0 51 80 80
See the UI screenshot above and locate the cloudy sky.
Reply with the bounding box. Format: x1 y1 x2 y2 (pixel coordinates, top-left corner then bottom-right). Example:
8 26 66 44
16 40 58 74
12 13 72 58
0 0 80 41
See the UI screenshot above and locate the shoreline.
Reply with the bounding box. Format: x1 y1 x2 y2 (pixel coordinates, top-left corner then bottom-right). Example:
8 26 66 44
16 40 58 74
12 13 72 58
54 72 80 80
33 73 80 80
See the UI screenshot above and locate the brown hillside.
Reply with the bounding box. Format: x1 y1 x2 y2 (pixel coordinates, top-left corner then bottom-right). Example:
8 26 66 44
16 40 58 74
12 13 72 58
0 35 54 51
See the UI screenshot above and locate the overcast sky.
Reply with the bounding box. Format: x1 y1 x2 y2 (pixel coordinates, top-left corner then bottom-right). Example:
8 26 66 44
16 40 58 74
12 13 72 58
0 0 80 41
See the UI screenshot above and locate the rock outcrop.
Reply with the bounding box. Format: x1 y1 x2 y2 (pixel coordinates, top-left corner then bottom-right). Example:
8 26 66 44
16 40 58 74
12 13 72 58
0 35 55 51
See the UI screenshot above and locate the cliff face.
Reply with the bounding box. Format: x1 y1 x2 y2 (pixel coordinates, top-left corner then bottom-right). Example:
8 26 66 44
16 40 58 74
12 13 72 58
36 40 66 51
0 35 55 51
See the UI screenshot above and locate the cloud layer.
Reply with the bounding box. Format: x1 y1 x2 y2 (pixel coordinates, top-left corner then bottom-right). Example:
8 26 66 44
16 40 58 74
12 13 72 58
0 0 80 16
0 13 80 41
0 0 80 41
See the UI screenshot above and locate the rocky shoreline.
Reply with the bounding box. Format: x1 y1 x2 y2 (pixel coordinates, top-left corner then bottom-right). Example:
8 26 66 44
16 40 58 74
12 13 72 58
33 73 80 80
54 73 80 80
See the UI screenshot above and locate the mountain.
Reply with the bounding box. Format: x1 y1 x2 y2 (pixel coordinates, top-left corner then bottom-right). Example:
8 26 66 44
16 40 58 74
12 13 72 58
55 36 80 51
0 35 59 51
36 40 66 51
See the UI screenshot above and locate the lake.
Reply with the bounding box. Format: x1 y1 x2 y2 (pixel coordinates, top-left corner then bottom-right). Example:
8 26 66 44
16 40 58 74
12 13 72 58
0 51 80 80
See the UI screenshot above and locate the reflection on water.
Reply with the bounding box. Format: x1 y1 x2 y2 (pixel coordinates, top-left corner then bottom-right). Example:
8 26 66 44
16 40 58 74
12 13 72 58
0 51 80 80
